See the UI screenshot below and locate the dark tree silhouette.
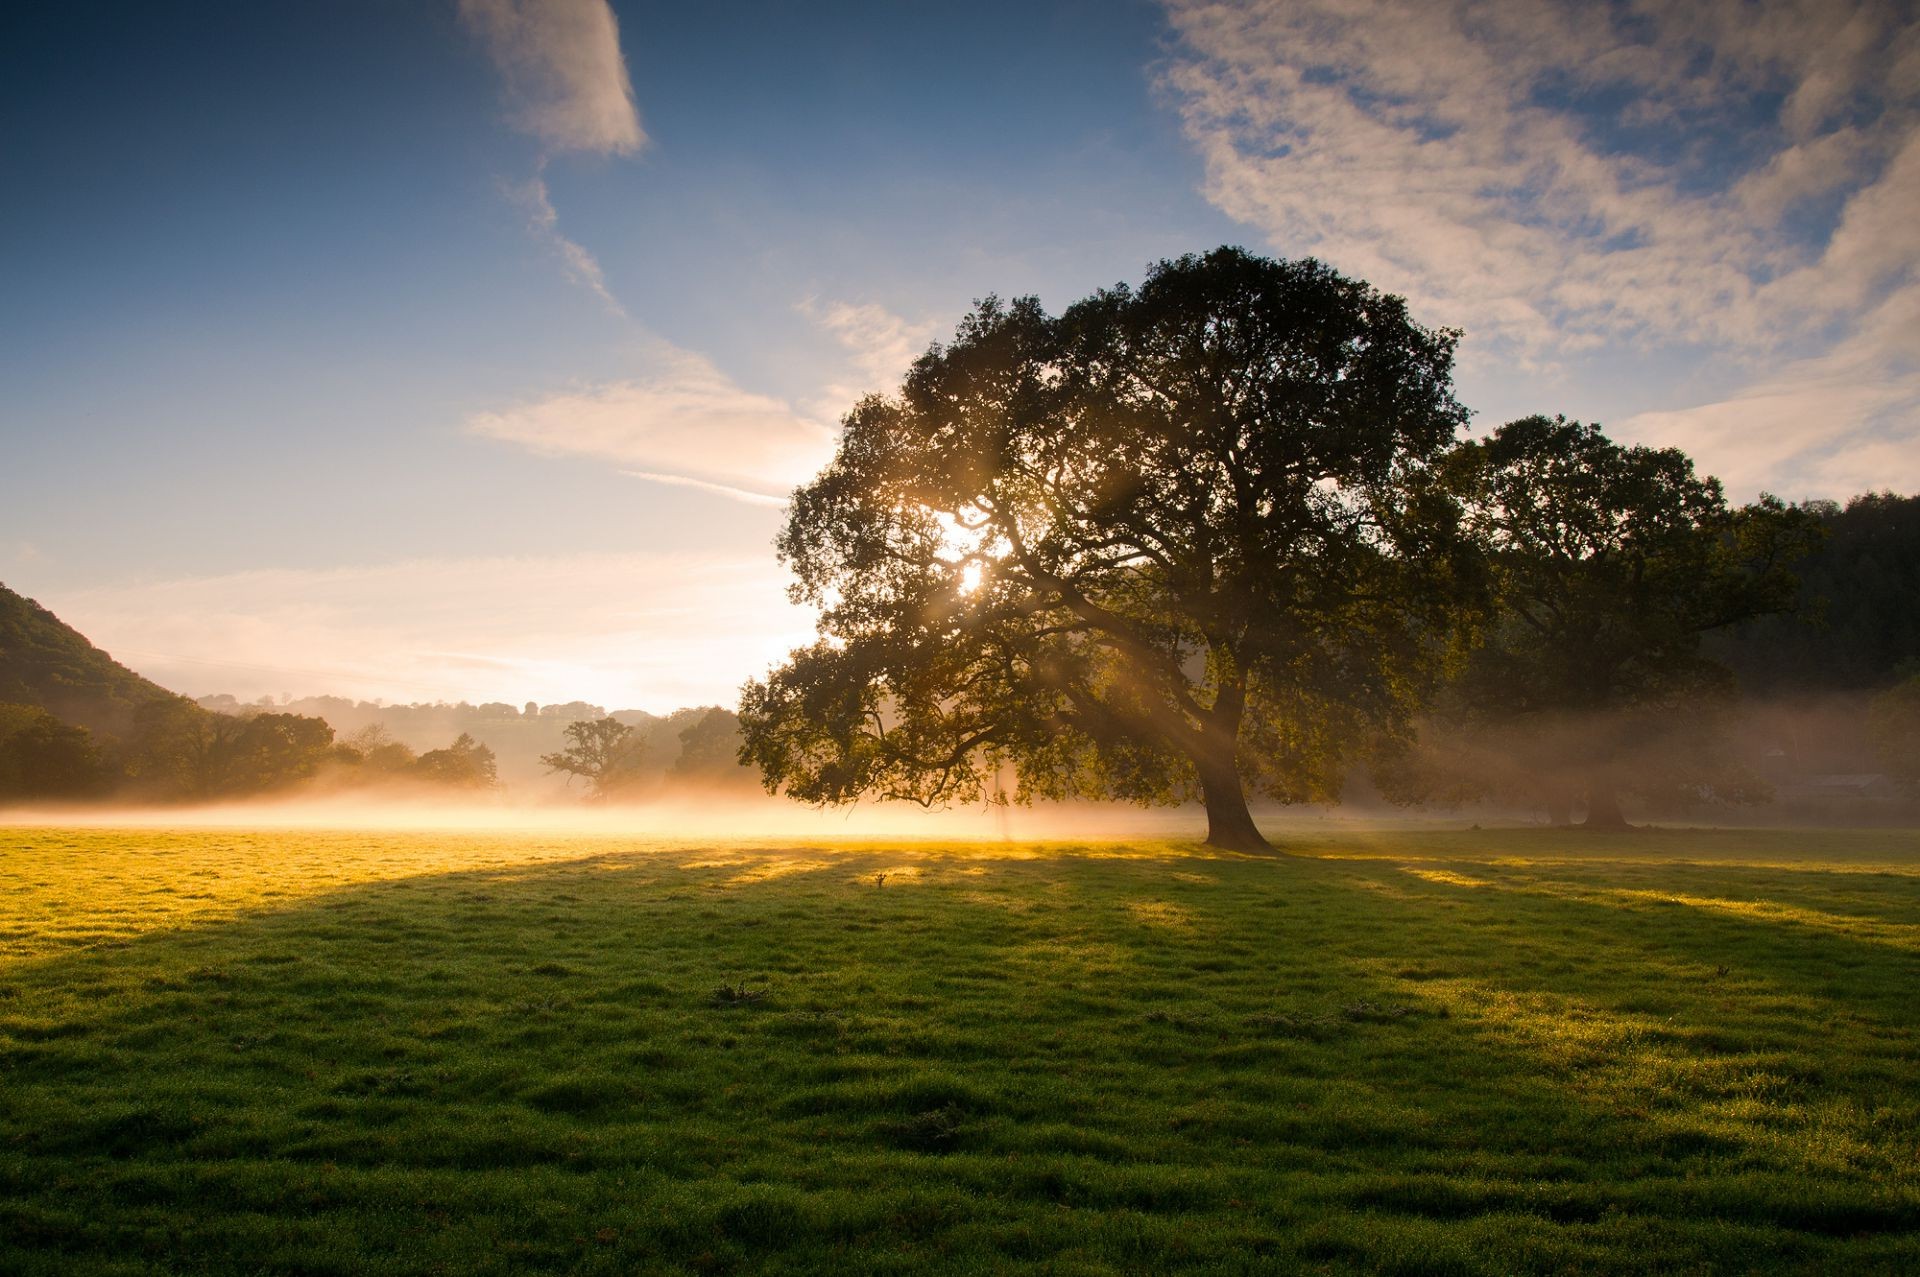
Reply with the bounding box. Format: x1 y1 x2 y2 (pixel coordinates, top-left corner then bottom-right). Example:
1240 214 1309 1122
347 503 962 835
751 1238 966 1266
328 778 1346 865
542 717 646 797
413 733 498 789
740 248 1473 851
1434 415 1817 829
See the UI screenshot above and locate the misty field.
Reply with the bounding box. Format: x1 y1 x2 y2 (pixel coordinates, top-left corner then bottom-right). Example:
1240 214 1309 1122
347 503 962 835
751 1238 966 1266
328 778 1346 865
2 826 1917 1275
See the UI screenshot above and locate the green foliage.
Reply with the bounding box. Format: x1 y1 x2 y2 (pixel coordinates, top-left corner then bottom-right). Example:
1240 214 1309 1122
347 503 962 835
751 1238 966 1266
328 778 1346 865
412 732 498 790
124 701 337 799
670 707 751 783
1869 676 1920 788
1 826 1916 1274
742 248 1474 849
541 717 647 797
0 702 108 799
0 583 186 738
1714 492 1920 693
1392 416 1819 824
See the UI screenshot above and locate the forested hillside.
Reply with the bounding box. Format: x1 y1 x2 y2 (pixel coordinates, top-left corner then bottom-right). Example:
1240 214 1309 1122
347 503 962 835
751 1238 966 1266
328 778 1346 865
0 583 189 736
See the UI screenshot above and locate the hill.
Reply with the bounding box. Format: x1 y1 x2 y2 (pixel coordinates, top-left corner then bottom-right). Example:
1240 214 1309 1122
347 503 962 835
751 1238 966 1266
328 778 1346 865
0 582 188 737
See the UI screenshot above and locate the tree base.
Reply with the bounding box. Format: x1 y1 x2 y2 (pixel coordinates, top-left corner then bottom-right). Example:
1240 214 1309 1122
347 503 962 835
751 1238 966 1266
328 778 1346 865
1205 829 1276 854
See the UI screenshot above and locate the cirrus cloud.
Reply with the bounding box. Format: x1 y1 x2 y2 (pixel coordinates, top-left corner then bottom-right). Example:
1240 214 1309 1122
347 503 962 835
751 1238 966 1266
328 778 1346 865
465 344 838 505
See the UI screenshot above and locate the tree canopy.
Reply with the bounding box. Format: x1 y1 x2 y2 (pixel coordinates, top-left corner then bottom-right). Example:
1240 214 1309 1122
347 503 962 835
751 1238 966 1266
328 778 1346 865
740 248 1473 850
1395 415 1817 826
542 717 647 798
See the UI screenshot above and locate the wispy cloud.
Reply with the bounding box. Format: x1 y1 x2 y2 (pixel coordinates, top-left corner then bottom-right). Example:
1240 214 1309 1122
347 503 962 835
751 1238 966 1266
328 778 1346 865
47 551 814 711
469 300 941 505
503 171 626 316
465 344 838 504
458 0 645 155
1162 0 1919 494
798 298 940 418
1615 282 1920 500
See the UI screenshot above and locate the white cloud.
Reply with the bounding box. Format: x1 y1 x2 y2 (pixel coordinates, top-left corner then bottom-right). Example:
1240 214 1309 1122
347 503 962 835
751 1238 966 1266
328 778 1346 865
1614 281 1920 500
459 0 645 155
1162 0 1920 493
47 552 815 712
1164 0 1916 357
797 298 941 420
465 344 838 503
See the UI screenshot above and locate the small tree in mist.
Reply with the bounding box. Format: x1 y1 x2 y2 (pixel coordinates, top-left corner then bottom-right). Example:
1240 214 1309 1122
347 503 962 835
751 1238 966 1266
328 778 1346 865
1401 415 1818 828
413 733 498 789
671 708 752 786
739 247 1473 851
542 717 646 798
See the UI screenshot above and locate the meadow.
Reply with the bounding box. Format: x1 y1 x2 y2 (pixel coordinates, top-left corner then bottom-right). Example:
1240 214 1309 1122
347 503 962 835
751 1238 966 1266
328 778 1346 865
1 822 1916 1275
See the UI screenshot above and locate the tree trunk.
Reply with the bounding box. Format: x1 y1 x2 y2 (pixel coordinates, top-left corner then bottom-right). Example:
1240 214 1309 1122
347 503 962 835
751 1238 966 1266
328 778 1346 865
1581 779 1630 831
1199 756 1271 853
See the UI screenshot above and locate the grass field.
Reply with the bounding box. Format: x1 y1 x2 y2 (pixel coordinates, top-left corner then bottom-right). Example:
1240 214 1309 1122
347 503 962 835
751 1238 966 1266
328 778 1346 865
2 822 1917 1275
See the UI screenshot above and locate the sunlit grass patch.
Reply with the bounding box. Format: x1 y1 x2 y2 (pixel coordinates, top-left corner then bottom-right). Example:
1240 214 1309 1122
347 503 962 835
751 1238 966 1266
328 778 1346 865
0 823 1916 1274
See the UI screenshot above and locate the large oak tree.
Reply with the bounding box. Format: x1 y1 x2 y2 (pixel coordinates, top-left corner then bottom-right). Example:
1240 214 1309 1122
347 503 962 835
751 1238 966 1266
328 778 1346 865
739 248 1473 851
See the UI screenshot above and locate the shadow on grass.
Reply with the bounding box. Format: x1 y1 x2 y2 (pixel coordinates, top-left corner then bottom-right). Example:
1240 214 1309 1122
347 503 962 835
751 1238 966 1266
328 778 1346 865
0 835 1916 1275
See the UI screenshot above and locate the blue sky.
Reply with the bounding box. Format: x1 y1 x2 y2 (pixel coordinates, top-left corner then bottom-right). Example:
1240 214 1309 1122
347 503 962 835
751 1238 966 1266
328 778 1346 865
2 0 1915 710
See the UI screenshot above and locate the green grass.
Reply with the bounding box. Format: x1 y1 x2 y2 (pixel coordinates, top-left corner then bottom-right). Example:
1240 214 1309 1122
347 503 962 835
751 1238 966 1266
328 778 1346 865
1 823 1917 1275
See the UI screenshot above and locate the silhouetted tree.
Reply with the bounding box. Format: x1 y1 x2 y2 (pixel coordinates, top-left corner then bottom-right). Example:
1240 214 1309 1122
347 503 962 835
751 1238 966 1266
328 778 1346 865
1711 491 1920 692
542 717 646 797
1423 416 1817 828
740 248 1473 850
670 707 750 784
413 732 497 789
126 701 336 799
226 712 335 793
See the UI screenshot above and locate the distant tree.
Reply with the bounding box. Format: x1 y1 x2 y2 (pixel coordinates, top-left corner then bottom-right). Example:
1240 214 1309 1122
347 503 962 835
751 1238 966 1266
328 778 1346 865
340 724 418 775
542 718 646 797
670 708 750 784
739 248 1473 850
224 713 336 793
126 702 335 799
1869 676 1920 789
413 733 498 789
1415 416 1818 828
0 703 108 800
126 699 242 798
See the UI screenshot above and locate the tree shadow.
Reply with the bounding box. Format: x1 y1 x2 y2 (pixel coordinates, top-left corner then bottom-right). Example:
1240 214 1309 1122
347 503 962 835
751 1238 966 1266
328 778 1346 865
1 839 1916 1275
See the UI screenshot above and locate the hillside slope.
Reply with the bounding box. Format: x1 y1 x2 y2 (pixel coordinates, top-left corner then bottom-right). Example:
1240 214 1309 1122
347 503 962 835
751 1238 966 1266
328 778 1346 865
0 583 186 737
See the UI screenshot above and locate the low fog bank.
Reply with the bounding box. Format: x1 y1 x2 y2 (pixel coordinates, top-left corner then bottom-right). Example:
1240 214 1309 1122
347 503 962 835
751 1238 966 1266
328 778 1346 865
5 691 1912 836
0 789 1209 840
1375 689 1919 829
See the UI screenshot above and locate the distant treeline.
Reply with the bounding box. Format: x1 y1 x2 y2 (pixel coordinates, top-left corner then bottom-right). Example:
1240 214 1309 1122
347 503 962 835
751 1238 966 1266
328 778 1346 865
1 491 1914 812
191 695 752 797
0 697 500 803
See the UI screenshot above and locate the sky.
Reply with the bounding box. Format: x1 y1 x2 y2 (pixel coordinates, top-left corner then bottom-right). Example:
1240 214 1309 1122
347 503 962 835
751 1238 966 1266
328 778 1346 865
2 0 1915 712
